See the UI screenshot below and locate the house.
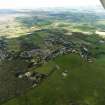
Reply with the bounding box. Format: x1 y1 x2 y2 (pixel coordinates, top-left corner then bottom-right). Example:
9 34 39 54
27 32 32 35
0 49 8 61
24 72 32 78
99 40 105 44
59 47 66 54
80 45 89 59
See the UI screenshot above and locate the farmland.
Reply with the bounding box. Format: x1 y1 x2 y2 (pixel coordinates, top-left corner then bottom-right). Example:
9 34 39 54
0 7 105 105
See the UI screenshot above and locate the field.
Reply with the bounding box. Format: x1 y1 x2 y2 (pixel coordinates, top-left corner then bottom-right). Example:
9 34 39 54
2 54 105 105
0 7 105 105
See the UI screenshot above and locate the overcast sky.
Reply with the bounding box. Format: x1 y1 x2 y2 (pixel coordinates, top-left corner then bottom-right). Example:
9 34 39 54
0 0 102 9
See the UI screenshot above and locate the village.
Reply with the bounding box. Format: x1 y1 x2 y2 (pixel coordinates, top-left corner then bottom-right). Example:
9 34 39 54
0 32 94 88
0 3 105 104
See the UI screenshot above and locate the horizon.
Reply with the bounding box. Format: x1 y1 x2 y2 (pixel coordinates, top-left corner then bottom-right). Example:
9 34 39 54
0 0 102 9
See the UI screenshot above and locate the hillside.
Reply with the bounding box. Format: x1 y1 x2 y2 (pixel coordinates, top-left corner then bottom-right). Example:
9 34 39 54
0 7 105 105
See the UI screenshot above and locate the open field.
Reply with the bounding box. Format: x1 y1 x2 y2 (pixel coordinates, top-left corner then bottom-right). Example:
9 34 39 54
0 7 105 105
2 54 105 105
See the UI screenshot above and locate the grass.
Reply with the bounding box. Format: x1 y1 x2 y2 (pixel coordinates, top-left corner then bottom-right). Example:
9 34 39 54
97 20 105 25
2 54 105 105
0 23 105 105
29 61 56 74
0 8 105 105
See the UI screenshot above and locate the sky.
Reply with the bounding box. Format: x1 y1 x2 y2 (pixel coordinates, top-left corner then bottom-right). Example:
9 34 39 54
0 0 102 9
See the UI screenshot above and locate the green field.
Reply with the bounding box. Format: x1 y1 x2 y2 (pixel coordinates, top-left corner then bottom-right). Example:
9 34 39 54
0 8 105 105
2 54 105 105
